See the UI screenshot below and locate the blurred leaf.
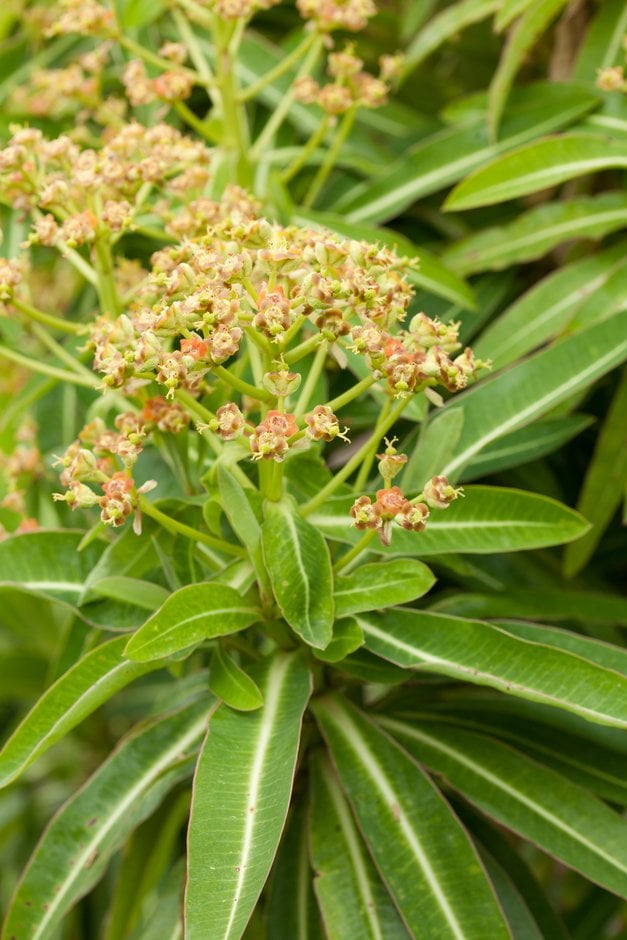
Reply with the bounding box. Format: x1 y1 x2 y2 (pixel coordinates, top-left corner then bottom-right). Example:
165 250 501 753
2 699 210 940
124 584 260 662
209 646 263 712
444 193 627 275
0 529 102 604
334 559 435 617
402 0 501 75
435 589 627 628
337 84 599 223
115 0 166 28
488 0 570 140
313 695 510 939
573 0 627 80
564 368 627 576
446 134 627 210
381 719 627 897
0 637 162 788
87 576 170 611
186 653 311 940
460 415 594 480
439 309 627 479
311 486 589 554
495 0 542 31
309 750 411 939
262 499 334 649
358 607 627 726
474 242 627 367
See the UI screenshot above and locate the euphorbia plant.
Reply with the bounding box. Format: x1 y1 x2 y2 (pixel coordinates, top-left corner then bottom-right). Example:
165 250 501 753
1 0 627 938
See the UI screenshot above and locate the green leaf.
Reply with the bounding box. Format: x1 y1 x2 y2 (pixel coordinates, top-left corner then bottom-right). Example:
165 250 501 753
358 607 627 726
0 529 102 604
312 695 510 939
443 193 627 275
446 134 627 210
2 699 210 940
293 209 477 310
494 621 627 674
334 559 435 617
261 499 334 649
564 368 627 576
311 486 589 554
87 576 170 612
313 618 364 663
402 0 501 75
460 415 594 480
309 750 411 940
440 309 627 479
115 0 166 28
488 0 570 140
124 584 259 662
209 646 263 712
380 719 627 898
336 84 599 223
217 464 271 595
473 243 627 367
495 0 541 30
402 408 464 491
573 0 627 80
434 589 627 629
186 653 312 940
0 637 161 788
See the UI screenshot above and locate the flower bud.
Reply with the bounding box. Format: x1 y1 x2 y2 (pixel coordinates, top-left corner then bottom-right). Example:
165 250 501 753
262 369 301 397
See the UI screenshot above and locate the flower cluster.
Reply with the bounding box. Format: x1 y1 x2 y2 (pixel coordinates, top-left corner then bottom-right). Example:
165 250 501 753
0 419 44 537
296 0 376 32
295 46 395 113
122 57 194 107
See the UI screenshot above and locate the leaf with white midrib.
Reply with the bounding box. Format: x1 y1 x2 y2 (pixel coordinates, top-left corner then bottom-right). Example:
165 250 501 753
313 696 510 940
358 607 627 727
185 653 312 940
380 718 627 898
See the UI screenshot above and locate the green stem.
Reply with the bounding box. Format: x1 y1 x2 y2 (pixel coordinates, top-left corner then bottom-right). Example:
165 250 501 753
300 396 409 516
327 374 376 414
285 330 322 365
93 237 121 317
214 364 273 403
333 529 377 574
214 18 251 185
264 460 284 502
138 496 246 557
171 8 217 94
239 31 316 102
250 33 324 161
0 345 98 388
280 115 330 184
293 340 327 417
29 323 95 382
172 100 220 143
303 106 357 209
11 297 83 335
354 398 391 492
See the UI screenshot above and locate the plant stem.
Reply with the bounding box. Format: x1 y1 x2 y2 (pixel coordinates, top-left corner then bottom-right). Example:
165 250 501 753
138 496 246 557
28 323 95 382
284 330 323 365
300 396 409 516
0 345 99 388
327 374 377 413
93 237 121 317
354 398 391 492
11 297 83 335
332 528 377 573
172 100 220 143
239 31 316 102
214 364 273 403
214 17 251 185
280 115 330 184
171 8 216 94
303 106 357 209
293 340 327 416
250 33 324 161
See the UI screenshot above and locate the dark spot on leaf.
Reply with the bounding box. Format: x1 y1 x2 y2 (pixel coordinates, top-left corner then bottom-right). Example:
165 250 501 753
24 901 32 907
87 816 98 827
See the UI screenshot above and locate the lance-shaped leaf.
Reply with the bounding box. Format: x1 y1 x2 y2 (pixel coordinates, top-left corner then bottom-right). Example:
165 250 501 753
573 0 627 80
314 618 364 663
267 798 325 940
186 653 312 940
309 750 411 940
209 645 263 712
443 194 627 276
87 576 170 612
494 620 627 674
402 0 502 75
2 699 211 940
261 500 334 649
0 636 162 788
124 584 260 662
564 368 627 576
217 464 271 596
434 589 627 628
402 407 464 492
334 559 435 617
312 695 510 940
311 486 588 554
380 719 627 898
473 243 627 368
357 607 627 727
446 134 627 210
440 309 627 480
0 529 102 603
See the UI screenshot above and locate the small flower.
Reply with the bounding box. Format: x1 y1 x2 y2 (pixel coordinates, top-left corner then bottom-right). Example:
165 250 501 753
99 471 135 527
350 494 382 530
305 405 350 443
376 438 407 485
396 500 429 532
210 403 246 440
422 475 463 510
